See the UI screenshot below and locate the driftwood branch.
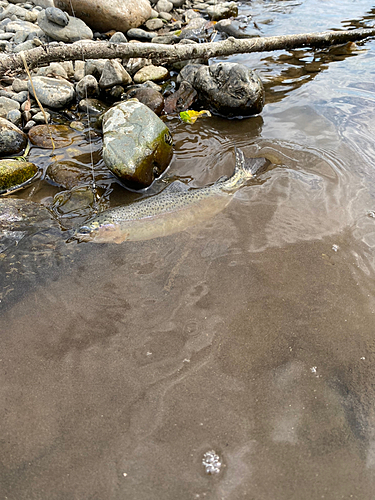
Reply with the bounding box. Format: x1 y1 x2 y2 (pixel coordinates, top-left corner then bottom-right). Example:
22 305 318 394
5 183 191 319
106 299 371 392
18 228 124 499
1 28 375 75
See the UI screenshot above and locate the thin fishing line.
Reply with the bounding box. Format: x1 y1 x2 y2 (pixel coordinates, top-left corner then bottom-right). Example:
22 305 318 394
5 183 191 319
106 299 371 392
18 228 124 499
68 0 98 211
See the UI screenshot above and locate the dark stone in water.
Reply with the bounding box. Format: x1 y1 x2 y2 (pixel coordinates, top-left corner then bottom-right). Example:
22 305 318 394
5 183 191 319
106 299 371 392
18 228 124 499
0 117 27 155
46 160 89 190
28 124 83 149
182 62 265 117
164 81 197 113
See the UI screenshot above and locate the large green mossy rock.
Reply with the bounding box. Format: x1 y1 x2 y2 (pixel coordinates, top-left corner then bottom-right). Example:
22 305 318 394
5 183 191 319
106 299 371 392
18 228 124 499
0 159 38 194
102 99 173 189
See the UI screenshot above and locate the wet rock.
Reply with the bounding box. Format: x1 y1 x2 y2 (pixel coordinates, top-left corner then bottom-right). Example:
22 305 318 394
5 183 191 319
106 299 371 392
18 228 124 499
99 60 132 90
0 96 20 118
145 18 164 30
216 19 260 39
133 65 169 83
0 118 27 155
76 75 99 99
206 2 238 21
102 99 173 188
45 7 69 27
164 81 197 113
182 62 265 117
28 124 82 149
36 62 68 79
78 98 108 116
155 0 173 13
12 90 28 105
126 87 164 115
54 0 152 34
28 76 75 109
46 160 88 189
52 186 95 224
37 10 93 42
0 159 38 194
109 32 127 44
127 28 158 41
60 61 75 78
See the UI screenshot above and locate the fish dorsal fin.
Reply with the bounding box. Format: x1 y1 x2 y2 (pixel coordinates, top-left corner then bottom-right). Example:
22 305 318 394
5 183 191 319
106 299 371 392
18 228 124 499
163 180 190 194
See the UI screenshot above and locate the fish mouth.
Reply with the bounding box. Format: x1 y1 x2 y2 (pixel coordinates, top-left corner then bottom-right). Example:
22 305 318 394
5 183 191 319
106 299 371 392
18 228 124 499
73 225 95 242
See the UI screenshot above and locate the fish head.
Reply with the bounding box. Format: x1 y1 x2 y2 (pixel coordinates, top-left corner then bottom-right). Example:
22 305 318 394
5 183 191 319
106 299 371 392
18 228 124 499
75 217 119 243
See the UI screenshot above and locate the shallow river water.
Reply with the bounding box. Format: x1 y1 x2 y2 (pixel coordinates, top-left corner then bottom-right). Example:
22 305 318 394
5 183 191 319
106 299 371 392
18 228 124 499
2 1 375 498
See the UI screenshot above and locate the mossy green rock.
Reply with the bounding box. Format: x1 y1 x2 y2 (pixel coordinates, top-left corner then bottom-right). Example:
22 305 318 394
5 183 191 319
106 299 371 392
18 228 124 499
102 99 173 189
0 159 38 194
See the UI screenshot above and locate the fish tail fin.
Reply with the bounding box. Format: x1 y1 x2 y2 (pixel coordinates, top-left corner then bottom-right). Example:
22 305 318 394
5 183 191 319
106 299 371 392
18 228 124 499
234 147 269 179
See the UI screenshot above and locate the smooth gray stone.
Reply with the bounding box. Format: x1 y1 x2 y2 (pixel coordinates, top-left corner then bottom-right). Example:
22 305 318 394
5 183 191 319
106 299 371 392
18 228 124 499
12 39 38 52
126 28 157 41
102 99 173 189
37 10 93 42
0 96 20 118
45 7 69 27
27 76 75 109
32 111 51 123
76 75 99 99
206 1 238 21
84 59 107 79
145 18 164 30
155 0 173 12
11 90 28 104
109 31 127 44
99 60 132 89
6 108 22 126
12 78 28 92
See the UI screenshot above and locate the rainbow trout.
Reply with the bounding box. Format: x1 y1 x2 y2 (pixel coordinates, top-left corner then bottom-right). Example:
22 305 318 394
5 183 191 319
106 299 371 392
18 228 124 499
75 149 267 243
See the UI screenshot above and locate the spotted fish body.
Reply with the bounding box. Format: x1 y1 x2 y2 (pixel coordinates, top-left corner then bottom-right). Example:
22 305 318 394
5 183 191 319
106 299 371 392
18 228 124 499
75 149 266 243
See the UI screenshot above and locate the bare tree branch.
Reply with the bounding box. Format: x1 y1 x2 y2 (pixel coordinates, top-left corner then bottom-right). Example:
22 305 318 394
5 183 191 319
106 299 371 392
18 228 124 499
1 28 375 76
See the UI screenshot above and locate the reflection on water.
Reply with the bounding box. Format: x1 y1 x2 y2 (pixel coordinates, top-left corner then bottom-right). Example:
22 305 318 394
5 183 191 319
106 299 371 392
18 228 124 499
2 1 375 498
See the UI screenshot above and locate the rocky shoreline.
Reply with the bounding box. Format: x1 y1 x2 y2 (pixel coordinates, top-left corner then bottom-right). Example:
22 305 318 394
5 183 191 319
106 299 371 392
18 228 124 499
0 0 264 220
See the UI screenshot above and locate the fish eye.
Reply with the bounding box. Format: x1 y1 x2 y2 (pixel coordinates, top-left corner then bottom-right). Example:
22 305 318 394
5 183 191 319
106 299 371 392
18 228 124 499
78 226 91 235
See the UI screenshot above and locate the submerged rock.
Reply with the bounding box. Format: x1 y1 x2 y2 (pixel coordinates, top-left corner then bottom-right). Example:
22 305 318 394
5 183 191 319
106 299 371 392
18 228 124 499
182 62 265 117
0 118 27 155
28 76 75 109
28 124 82 149
164 81 197 113
47 161 90 189
102 99 173 188
0 159 38 194
0 197 57 255
54 0 151 34
37 10 93 42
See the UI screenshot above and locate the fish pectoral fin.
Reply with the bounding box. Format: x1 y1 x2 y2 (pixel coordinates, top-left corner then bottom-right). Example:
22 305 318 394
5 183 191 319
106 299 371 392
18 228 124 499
163 180 190 194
